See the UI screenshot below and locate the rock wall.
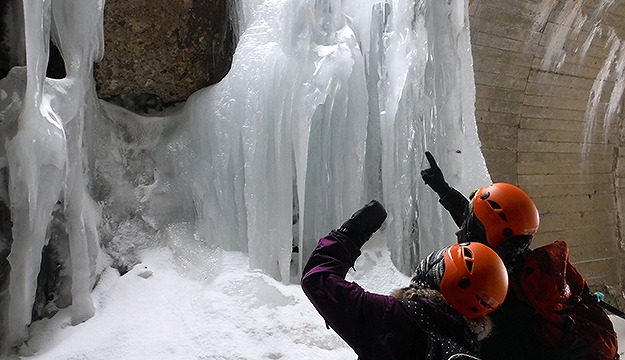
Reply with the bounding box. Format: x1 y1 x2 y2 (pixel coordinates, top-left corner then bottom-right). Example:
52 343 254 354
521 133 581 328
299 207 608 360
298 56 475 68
94 0 235 108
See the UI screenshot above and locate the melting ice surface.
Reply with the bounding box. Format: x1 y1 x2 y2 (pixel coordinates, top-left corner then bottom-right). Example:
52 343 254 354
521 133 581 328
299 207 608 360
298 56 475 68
0 0 490 355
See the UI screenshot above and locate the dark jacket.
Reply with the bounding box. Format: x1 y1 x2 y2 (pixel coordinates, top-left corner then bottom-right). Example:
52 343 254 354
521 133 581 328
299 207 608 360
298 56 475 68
438 188 469 228
301 232 485 360
436 187 587 360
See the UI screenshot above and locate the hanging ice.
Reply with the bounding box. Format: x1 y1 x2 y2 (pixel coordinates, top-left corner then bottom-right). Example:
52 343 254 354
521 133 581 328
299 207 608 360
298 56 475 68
371 0 490 272
1 0 103 353
4 0 70 350
0 0 489 354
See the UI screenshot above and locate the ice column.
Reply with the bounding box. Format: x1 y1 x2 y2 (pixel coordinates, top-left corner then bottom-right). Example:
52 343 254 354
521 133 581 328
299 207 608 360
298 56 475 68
5 0 67 348
370 0 489 272
2 0 104 351
172 0 368 282
290 0 368 276
50 0 104 325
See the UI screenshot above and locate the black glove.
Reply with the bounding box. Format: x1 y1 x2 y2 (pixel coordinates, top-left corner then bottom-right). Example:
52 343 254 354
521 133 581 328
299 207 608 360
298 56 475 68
421 151 451 197
334 200 387 248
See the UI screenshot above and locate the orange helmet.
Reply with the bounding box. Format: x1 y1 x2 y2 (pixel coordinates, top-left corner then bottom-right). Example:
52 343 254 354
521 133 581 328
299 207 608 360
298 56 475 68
440 242 508 319
460 183 539 249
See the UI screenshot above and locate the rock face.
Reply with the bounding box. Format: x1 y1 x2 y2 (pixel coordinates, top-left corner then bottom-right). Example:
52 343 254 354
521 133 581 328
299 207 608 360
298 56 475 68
94 0 235 108
0 0 235 107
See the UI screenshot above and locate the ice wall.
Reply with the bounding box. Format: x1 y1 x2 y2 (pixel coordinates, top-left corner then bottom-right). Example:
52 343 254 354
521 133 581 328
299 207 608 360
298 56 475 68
0 0 488 353
151 0 488 280
363 0 489 272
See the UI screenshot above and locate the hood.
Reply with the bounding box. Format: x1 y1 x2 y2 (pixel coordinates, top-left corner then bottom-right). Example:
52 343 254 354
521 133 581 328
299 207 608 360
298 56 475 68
391 283 494 341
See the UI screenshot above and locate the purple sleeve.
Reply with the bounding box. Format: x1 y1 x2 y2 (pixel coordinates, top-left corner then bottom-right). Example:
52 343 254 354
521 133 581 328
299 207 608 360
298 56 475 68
301 234 412 355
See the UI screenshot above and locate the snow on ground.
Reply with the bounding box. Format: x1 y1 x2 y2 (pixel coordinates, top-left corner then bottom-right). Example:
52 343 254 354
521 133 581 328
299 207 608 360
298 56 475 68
13 239 625 359
17 238 407 360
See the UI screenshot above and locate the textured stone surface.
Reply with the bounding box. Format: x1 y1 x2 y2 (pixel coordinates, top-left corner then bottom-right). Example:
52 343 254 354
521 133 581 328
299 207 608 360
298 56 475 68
94 0 234 106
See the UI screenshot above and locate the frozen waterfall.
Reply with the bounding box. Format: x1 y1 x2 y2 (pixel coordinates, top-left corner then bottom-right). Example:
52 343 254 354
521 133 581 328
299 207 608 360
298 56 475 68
0 0 489 354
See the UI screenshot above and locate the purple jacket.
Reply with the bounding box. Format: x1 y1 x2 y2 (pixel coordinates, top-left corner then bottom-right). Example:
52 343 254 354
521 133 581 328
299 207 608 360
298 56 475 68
301 233 479 360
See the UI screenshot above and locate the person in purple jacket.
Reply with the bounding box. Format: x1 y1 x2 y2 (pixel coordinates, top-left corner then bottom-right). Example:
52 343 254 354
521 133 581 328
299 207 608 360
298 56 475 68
301 200 509 360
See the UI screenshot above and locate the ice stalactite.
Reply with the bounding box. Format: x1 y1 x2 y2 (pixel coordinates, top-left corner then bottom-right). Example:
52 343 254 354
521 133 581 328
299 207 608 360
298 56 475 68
1 0 104 353
50 0 104 326
528 0 624 165
375 0 488 273
582 30 624 162
5 0 67 350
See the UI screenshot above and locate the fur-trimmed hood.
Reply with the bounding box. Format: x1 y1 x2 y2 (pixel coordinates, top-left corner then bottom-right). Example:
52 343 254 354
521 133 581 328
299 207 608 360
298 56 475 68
391 283 494 341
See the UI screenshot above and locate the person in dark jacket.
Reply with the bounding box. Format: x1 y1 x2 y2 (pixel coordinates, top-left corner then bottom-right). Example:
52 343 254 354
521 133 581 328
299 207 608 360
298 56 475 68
301 200 509 360
418 151 589 360
420 152 539 268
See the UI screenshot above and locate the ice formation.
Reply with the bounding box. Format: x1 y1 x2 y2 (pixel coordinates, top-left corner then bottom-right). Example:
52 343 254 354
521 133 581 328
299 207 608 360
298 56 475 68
0 0 489 353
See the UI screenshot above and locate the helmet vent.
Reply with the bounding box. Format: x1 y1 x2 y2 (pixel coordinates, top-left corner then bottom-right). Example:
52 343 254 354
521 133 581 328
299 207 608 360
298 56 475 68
487 200 501 209
498 213 508 222
478 297 493 309
463 248 474 272
503 228 513 237
458 277 471 288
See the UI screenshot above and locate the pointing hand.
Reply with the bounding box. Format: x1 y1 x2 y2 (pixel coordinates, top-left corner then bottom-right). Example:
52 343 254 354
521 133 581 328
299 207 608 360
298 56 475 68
421 151 450 197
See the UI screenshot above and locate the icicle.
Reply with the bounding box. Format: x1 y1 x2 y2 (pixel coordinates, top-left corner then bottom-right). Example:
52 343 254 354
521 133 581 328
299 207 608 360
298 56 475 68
2 0 105 351
5 0 67 349
51 0 105 326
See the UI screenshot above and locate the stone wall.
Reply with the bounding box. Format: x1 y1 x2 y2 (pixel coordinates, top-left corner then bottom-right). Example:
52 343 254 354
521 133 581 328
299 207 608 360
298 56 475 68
469 0 625 303
94 0 235 107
